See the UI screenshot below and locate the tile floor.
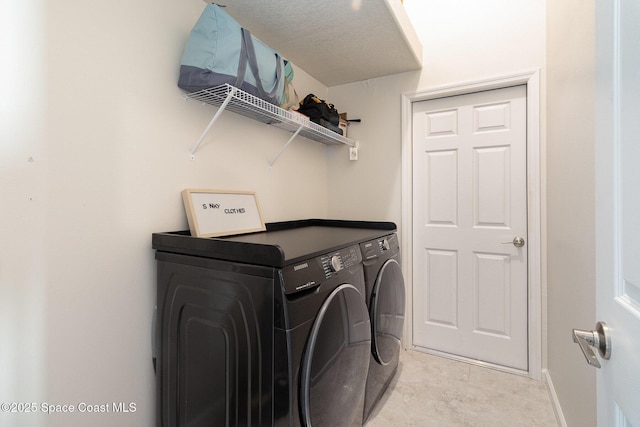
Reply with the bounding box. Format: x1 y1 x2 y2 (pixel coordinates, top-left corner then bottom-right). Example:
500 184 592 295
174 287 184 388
365 350 559 427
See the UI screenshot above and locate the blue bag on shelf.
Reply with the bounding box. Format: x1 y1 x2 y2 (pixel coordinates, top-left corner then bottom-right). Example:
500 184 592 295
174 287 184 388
178 3 286 105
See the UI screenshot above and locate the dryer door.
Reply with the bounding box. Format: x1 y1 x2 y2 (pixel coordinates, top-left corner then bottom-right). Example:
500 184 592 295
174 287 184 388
300 284 371 427
371 259 406 365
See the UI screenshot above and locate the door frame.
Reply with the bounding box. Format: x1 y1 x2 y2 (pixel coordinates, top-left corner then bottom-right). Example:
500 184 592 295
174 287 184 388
401 70 542 379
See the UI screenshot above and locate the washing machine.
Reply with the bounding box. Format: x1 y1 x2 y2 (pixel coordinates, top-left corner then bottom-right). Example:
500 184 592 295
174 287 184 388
359 233 405 423
277 243 370 427
152 219 396 427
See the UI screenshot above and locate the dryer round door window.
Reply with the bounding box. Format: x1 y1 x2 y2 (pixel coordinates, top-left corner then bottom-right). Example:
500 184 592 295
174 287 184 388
300 284 371 427
371 259 406 366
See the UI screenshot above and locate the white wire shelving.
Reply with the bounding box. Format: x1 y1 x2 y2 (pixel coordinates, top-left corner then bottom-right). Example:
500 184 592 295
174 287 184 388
184 84 358 166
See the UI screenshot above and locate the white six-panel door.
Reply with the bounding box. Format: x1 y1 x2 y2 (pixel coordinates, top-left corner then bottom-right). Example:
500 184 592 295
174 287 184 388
412 85 528 370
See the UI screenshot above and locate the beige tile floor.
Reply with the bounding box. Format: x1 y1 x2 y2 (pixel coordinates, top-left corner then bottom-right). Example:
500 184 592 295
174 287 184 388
366 350 559 427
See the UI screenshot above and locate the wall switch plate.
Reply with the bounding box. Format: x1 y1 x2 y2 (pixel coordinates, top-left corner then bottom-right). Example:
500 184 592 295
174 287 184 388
349 146 358 161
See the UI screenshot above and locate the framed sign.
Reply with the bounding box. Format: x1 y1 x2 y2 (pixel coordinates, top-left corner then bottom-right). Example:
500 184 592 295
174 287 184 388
182 189 266 237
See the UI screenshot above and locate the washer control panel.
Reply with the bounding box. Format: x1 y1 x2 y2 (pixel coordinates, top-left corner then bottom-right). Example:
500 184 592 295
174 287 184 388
281 245 362 295
320 246 360 279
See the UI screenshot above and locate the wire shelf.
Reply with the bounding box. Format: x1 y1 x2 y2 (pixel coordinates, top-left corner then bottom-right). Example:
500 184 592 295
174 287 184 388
185 84 356 147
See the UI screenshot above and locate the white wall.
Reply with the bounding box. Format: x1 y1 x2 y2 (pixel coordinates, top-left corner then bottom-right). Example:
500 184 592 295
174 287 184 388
1 1 331 426
0 1 47 425
546 1 597 426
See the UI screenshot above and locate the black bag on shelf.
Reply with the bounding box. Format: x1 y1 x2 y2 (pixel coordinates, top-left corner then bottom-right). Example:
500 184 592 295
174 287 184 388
312 118 343 135
297 94 340 126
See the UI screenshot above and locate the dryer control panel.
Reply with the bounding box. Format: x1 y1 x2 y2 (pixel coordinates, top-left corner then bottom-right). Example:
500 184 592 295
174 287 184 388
360 234 399 260
281 245 362 295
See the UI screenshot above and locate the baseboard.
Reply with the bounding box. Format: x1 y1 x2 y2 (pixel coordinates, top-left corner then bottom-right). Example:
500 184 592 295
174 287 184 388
542 368 568 427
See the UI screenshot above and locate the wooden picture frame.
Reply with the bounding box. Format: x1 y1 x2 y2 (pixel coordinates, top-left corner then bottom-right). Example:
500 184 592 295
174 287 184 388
181 189 266 237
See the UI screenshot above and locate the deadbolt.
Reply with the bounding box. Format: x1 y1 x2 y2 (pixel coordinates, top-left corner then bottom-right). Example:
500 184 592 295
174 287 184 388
501 237 525 247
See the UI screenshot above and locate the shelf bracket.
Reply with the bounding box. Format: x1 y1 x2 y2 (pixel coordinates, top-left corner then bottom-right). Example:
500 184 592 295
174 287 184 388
189 87 237 160
268 124 304 168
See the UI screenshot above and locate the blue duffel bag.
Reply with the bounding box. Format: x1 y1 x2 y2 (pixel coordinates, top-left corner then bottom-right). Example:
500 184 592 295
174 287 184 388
178 3 286 105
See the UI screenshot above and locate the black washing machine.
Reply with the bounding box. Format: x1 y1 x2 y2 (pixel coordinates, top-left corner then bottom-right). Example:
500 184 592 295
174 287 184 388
152 219 396 427
280 244 370 427
359 233 405 423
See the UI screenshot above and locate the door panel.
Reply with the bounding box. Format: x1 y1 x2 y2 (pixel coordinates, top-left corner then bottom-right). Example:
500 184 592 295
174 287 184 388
412 85 528 370
596 0 640 424
474 101 511 132
423 249 458 327
474 252 510 336
424 150 458 225
474 146 510 227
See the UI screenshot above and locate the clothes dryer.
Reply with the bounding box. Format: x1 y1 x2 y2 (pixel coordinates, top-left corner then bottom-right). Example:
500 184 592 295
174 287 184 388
359 233 406 423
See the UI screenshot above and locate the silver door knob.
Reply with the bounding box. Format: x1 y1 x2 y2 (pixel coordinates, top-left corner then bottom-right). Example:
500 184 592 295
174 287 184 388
572 321 611 368
502 237 525 247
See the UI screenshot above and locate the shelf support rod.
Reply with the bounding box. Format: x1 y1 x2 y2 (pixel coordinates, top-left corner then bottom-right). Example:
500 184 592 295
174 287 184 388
268 124 304 168
189 87 237 160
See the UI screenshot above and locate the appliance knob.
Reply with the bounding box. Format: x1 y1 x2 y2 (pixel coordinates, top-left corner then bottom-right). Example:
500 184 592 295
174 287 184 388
330 255 343 272
381 239 391 251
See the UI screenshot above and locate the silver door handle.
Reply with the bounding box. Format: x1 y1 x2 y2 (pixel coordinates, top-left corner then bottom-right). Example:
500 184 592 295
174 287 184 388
501 237 525 247
572 321 611 368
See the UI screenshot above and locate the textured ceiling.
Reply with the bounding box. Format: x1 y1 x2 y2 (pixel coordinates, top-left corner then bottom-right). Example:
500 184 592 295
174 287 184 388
216 0 422 87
